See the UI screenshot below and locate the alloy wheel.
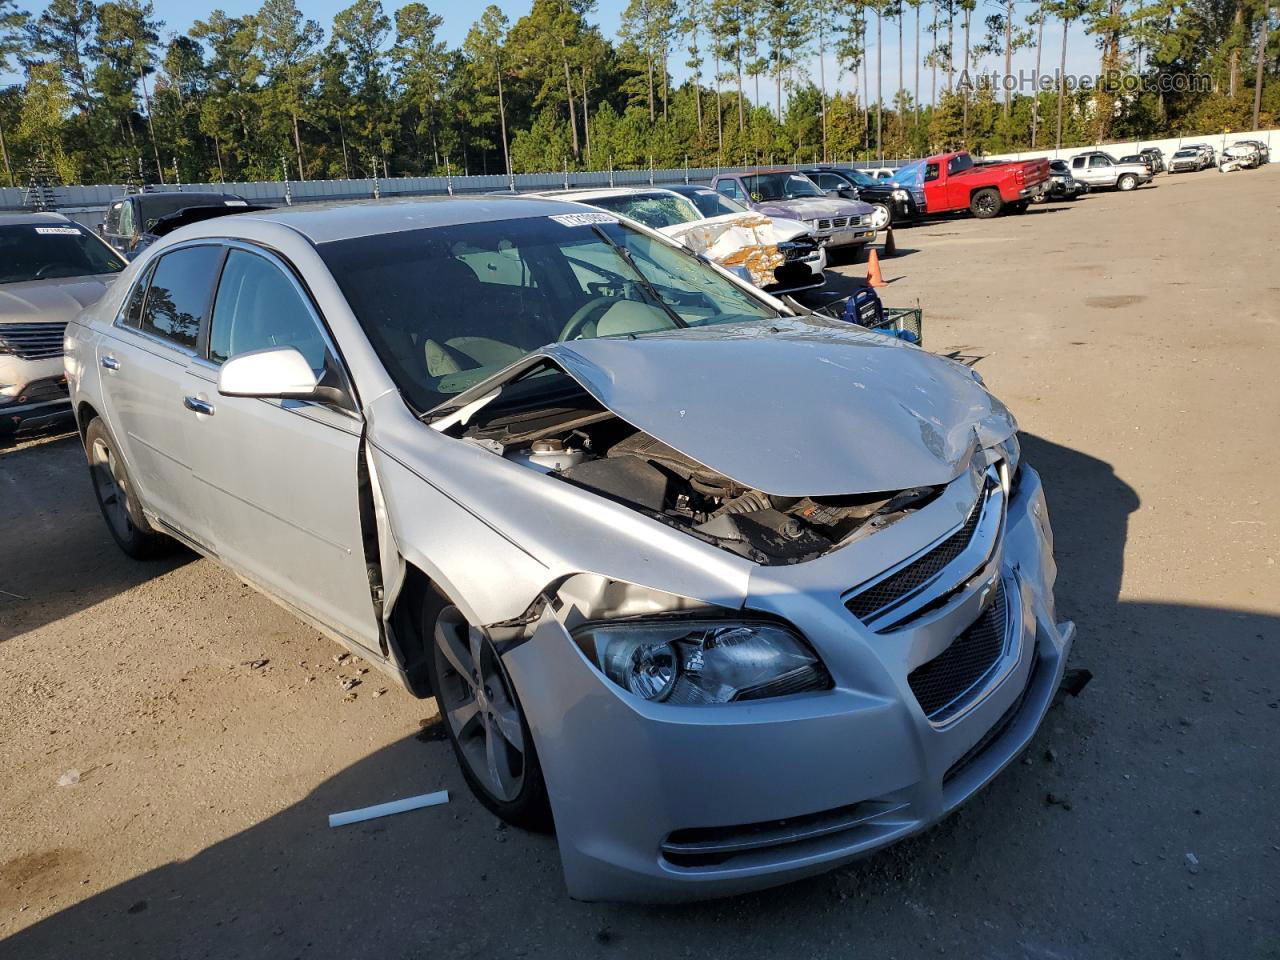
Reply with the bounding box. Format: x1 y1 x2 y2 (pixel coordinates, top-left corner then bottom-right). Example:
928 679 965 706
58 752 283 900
975 193 998 215
432 605 526 802
870 203 891 229
90 436 134 541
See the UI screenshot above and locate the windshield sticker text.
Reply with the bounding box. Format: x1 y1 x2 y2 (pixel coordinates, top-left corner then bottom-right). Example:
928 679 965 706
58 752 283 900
34 226 82 235
549 212 618 227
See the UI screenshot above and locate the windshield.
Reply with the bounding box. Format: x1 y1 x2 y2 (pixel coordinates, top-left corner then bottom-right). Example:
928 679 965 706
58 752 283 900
890 160 926 189
584 192 701 230
1173 149 1196 157
684 189 748 218
0 223 127 284
741 172 824 201
319 215 781 412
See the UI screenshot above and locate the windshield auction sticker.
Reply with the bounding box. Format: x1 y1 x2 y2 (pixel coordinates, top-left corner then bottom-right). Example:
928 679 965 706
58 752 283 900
34 226 82 235
549 212 618 227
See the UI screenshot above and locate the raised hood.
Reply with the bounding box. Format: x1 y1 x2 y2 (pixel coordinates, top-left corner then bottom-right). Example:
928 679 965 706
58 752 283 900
439 318 1014 498
0 275 118 325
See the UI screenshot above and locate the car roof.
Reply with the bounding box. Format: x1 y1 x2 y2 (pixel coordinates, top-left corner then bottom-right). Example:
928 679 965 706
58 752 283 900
180 194 618 245
532 187 682 201
0 211 73 227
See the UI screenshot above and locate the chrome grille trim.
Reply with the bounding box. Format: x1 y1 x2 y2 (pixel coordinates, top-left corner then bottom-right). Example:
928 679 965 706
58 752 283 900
0 321 68 360
844 470 1005 631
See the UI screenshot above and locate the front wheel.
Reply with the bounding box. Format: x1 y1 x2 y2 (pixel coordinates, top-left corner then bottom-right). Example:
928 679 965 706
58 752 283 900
1117 174 1138 191
426 588 552 831
85 417 172 560
970 188 1002 219
869 202 892 230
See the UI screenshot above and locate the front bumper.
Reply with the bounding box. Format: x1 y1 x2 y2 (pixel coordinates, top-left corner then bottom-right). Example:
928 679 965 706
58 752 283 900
765 244 827 294
506 465 1074 901
0 355 72 434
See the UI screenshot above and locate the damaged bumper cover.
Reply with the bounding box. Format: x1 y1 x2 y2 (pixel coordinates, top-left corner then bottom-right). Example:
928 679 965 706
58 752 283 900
502 465 1073 902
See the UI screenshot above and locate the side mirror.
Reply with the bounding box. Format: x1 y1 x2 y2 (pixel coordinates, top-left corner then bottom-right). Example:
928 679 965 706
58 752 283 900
218 346 341 403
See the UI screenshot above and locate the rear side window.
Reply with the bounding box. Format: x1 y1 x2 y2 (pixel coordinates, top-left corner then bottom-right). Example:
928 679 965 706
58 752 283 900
119 263 155 328
118 201 135 238
140 246 225 350
208 249 328 373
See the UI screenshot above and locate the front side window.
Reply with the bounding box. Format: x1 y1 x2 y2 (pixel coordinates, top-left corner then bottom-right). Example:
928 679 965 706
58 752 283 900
139 245 224 350
924 163 940 182
740 173 824 201
208 249 328 372
686 189 747 218
716 179 741 199
586 193 701 230
118 201 136 238
0 223 127 284
319 216 780 412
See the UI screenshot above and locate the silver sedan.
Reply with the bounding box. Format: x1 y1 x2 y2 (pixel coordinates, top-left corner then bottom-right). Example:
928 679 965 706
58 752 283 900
65 197 1075 902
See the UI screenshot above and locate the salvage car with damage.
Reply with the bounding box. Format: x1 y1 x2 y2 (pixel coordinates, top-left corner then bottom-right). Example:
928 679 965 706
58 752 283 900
65 196 1076 902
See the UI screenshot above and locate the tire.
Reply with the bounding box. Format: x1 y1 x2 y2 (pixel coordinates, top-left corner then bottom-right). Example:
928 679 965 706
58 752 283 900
969 188 1002 219
425 585 552 831
869 202 893 229
84 416 173 560
1030 191 1049 204
1117 173 1138 191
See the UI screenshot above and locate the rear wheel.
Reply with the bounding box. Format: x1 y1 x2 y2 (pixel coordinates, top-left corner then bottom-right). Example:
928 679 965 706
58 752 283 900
426 588 552 830
970 188 1002 219
1117 173 1138 191
85 417 172 560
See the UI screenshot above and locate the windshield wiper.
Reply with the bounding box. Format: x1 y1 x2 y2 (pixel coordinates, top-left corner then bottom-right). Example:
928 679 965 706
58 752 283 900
589 226 688 330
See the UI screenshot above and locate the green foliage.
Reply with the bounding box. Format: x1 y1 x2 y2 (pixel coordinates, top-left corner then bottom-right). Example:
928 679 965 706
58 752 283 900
0 0 1274 185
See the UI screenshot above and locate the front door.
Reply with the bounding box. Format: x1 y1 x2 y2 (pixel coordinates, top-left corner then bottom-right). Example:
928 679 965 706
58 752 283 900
96 244 225 547
184 245 381 654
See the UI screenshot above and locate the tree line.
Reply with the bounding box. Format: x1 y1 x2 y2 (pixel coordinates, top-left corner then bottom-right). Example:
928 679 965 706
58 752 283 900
0 0 1274 188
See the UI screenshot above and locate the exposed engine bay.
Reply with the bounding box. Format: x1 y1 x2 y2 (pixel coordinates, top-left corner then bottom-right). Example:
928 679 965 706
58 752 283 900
443 370 941 564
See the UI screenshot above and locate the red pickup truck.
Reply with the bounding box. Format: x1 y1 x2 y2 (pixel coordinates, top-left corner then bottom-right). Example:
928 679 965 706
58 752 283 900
908 151 1051 219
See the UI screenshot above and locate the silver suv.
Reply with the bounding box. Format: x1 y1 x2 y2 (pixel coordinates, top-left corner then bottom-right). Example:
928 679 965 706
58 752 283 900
1 213 126 434
65 197 1074 902
1068 151 1153 191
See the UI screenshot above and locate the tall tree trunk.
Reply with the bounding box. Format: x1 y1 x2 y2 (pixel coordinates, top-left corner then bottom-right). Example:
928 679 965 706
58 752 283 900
915 1 922 128
562 48 581 160
714 49 723 157
962 4 971 139
661 47 669 120
736 40 745 131
818 21 828 160
292 110 306 180
0 119 13 188
1031 2 1045 146
647 49 656 121
947 0 955 90
1228 2 1244 98
1003 0 1013 114
1253 7 1270 129
339 115 350 178
862 6 871 135
877 6 884 163
581 69 592 165
931 0 939 108
214 134 225 182
138 69 165 184
1056 15 1068 149
497 63 511 177
898 4 905 129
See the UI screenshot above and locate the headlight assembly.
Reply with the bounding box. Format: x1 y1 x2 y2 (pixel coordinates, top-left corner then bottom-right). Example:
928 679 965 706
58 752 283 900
892 189 910 201
574 617 830 704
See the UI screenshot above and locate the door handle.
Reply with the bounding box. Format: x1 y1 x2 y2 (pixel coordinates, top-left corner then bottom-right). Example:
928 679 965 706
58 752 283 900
101 355 120 370
183 396 215 416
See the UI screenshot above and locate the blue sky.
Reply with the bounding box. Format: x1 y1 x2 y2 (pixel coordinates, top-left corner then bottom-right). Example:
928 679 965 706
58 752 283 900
7 0 1103 109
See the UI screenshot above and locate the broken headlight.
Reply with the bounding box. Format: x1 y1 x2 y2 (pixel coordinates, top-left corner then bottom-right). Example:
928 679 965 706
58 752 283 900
574 618 830 704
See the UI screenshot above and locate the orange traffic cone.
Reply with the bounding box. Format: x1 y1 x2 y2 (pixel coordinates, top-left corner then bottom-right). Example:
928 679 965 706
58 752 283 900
883 226 897 257
866 248 888 287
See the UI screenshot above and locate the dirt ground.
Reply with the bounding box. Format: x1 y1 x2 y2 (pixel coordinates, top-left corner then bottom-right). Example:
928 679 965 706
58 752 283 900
2 165 1278 959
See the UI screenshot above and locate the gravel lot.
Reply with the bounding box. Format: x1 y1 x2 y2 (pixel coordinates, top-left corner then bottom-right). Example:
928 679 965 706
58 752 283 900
2 164 1278 959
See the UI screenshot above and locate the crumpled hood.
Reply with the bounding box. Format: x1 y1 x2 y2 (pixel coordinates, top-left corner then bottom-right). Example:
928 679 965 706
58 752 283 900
755 197 874 221
523 318 1014 498
0 275 118 324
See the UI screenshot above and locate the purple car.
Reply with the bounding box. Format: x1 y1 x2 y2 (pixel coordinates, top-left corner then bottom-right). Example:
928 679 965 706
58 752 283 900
710 169 877 251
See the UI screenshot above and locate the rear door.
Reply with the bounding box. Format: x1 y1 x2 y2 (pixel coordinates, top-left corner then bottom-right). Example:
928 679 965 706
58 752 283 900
95 244 225 547
184 244 380 654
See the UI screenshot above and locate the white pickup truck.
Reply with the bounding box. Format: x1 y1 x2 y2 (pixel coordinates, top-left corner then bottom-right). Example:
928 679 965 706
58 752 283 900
1067 151 1153 192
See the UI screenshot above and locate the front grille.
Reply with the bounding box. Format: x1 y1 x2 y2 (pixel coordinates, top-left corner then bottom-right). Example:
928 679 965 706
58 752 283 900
814 216 851 231
661 798 909 869
845 482 989 622
778 236 820 262
0 322 68 360
908 580 1008 721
